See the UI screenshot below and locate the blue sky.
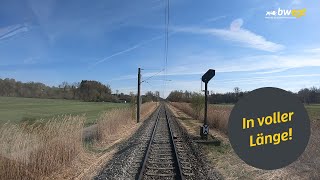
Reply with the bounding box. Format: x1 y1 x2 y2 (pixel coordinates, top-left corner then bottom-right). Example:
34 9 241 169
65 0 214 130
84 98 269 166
0 0 320 97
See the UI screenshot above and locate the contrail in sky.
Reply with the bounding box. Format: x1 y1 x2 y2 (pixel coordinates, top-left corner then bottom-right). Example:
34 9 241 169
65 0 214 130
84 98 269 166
0 24 29 41
90 15 225 68
90 34 165 68
92 16 226 67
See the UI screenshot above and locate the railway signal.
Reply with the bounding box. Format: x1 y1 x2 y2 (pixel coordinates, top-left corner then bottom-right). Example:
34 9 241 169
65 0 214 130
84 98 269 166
202 69 215 83
201 69 215 140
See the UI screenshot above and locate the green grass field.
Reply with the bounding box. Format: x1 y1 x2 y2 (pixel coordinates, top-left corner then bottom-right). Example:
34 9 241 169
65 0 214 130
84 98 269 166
0 96 129 126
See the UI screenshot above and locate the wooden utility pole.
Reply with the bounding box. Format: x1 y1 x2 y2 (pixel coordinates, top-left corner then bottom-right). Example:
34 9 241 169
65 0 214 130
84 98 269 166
137 68 141 123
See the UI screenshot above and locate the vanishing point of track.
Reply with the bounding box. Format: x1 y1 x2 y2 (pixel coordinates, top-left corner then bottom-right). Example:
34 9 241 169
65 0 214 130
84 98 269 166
137 105 189 180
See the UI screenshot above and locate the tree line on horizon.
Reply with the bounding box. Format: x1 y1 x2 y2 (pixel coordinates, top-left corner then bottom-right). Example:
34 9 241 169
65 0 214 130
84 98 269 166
1 78 319 104
0 78 160 103
166 87 320 104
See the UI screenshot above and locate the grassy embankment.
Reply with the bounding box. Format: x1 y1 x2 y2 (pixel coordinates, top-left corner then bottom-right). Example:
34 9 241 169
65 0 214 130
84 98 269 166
170 102 320 179
0 96 159 179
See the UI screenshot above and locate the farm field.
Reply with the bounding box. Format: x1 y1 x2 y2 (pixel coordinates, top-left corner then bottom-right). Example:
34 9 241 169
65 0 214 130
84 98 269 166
305 104 320 121
0 96 129 126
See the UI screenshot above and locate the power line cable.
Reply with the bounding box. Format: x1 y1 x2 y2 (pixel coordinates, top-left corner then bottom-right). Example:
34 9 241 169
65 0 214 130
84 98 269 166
144 81 153 87
142 69 164 83
163 0 169 99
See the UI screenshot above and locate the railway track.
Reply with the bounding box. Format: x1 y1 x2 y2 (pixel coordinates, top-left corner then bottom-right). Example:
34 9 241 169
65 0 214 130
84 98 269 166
137 105 193 180
95 103 214 180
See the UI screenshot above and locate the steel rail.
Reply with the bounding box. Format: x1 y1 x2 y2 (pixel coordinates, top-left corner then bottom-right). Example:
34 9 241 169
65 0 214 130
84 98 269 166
137 106 161 180
137 105 185 180
165 105 185 180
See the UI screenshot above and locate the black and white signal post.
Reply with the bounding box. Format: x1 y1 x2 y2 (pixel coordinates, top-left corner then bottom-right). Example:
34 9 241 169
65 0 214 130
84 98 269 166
201 69 215 140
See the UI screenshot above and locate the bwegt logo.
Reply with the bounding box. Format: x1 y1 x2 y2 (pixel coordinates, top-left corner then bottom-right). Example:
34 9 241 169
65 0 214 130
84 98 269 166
266 8 306 19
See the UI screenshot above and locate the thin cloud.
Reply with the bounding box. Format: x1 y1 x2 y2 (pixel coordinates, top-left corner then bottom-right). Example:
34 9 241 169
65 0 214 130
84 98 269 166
23 57 39 65
216 74 320 84
107 75 137 82
0 24 30 41
173 18 285 52
92 15 229 68
251 68 291 74
204 16 227 23
304 48 320 53
114 52 320 79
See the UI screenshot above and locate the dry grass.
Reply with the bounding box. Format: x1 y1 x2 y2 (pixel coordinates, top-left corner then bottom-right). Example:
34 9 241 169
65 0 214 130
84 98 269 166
97 108 133 144
0 116 85 179
49 102 159 179
0 102 159 179
288 120 320 179
97 102 158 145
52 101 158 179
206 105 232 134
141 102 159 120
169 102 320 179
170 102 194 117
170 102 232 134
209 120 320 180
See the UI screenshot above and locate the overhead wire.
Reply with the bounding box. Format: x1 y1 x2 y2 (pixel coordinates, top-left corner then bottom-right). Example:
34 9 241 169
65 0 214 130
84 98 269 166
142 69 164 83
163 0 169 99
144 81 153 87
144 0 169 99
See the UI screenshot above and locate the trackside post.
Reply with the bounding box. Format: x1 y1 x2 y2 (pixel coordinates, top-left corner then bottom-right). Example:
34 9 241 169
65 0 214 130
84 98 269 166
201 69 215 140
